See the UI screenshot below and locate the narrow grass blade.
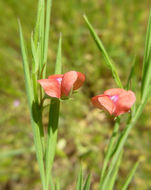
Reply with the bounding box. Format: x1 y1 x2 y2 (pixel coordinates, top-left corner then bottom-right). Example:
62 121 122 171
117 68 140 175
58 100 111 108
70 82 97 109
45 100 60 190
99 117 120 188
50 176 55 190
126 55 137 90
44 0 52 64
45 36 62 190
105 151 123 190
18 20 46 190
18 20 32 105
0 147 34 158
55 34 62 74
55 180 60 190
83 174 91 190
39 0 45 70
83 15 123 88
141 9 151 101
76 168 83 190
43 0 52 78
34 0 42 47
100 105 142 190
31 34 39 73
122 161 139 190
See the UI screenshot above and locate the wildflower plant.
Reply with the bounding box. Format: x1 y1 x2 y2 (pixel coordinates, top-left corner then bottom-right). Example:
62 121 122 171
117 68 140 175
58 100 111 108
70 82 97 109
18 0 151 188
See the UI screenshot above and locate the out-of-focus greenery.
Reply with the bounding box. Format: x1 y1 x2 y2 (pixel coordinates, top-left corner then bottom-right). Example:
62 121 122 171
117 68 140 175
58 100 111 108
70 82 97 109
0 0 151 189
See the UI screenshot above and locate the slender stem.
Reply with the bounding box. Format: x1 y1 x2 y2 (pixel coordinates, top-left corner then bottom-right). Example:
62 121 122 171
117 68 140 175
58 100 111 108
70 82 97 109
45 99 60 190
99 117 120 188
32 71 45 150
101 101 146 189
44 0 52 62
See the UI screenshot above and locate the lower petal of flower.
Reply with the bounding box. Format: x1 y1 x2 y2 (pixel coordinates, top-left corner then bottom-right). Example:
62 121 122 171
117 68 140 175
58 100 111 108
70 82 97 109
38 79 61 98
91 95 115 115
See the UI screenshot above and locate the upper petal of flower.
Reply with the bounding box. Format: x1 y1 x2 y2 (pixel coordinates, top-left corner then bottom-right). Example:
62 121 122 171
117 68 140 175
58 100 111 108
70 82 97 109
48 74 63 80
91 95 115 115
113 90 136 116
48 74 63 84
37 79 61 98
61 71 85 96
104 88 126 96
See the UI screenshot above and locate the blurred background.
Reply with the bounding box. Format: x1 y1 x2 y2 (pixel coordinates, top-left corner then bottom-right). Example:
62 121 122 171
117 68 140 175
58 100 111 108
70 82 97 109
0 0 151 189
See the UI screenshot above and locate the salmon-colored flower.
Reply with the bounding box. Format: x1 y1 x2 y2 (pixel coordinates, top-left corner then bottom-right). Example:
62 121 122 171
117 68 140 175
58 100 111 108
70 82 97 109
91 88 136 116
38 71 85 99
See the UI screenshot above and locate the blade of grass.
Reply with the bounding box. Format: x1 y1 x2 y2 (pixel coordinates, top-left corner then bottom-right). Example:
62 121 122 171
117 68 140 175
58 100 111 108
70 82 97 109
31 34 39 73
31 33 45 154
39 0 45 71
34 0 42 47
99 117 120 188
55 180 60 190
50 176 55 190
45 35 62 190
83 15 123 88
126 55 137 90
100 101 144 190
55 33 62 74
0 147 34 158
18 20 32 104
83 174 91 190
121 161 139 190
106 151 123 190
43 0 52 78
76 168 83 190
141 9 151 101
18 21 46 190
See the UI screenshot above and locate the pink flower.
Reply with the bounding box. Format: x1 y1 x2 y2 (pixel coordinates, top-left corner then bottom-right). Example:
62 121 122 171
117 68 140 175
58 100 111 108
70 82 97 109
91 88 136 116
38 71 85 99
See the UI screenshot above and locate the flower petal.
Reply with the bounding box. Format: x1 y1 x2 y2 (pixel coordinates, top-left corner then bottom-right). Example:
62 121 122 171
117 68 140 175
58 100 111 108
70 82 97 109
61 71 85 96
91 95 115 115
37 79 61 98
113 90 136 116
48 74 63 80
104 88 126 96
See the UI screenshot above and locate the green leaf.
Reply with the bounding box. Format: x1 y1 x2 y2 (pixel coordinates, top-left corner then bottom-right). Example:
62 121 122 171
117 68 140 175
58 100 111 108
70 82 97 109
83 15 123 88
18 20 46 190
55 34 62 74
39 0 45 70
83 174 91 190
76 168 83 190
122 161 139 190
43 0 53 78
126 55 137 90
55 180 60 190
0 147 34 158
31 33 39 73
50 176 55 190
44 0 52 63
18 20 32 106
141 9 151 101
34 0 43 47
105 152 123 190
45 100 60 190
99 117 120 188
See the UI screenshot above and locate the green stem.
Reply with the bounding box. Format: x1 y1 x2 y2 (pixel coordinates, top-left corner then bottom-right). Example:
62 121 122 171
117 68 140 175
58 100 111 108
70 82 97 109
32 72 45 152
99 117 120 188
45 99 60 190
101 101 146 189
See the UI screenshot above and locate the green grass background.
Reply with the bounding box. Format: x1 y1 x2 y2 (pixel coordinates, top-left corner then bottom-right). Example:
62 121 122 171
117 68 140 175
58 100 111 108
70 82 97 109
0 0 151 189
